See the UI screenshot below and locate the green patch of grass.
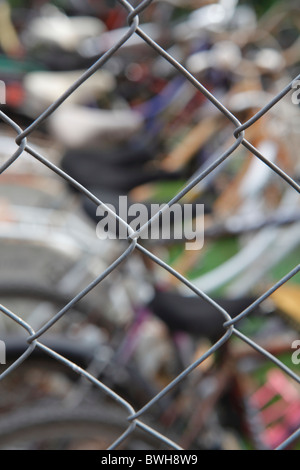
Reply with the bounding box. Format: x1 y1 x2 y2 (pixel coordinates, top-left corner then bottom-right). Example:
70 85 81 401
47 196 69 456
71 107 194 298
188 237 240 278
268 247 300 284
144 181 187 203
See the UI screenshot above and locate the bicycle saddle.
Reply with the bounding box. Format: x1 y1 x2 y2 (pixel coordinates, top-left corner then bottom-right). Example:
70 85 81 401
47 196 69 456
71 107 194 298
148 289 258 342
4 334 96 368
62 144 156 168
61 147 182 193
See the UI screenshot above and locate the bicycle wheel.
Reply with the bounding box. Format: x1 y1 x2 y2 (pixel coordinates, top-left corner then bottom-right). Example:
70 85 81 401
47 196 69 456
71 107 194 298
0 355 83 415
0 403 163 450
0 283 124 414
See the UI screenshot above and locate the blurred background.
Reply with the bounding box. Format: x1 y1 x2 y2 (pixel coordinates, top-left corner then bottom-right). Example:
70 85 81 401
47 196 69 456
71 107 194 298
0 0 299 451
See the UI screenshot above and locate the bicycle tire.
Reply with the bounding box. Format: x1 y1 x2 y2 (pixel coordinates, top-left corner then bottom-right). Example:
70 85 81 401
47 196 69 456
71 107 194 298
0 403 167 450
0 282 96 313
0 282 114 334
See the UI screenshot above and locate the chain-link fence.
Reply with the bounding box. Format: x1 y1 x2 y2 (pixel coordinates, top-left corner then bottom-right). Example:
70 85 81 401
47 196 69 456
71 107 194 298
0 0 299 451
